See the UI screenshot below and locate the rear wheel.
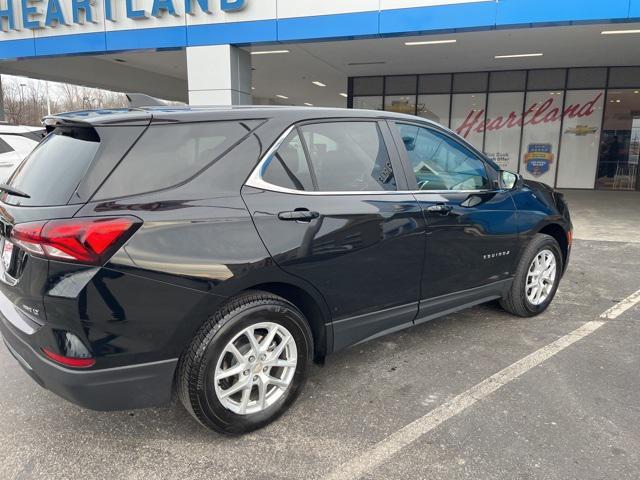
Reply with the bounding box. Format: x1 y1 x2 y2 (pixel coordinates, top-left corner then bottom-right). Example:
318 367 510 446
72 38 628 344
500 233 563 317
178 290 313 434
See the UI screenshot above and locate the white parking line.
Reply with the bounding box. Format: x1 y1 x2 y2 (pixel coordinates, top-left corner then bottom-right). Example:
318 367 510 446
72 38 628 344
600 288 640 320
323 291 639 480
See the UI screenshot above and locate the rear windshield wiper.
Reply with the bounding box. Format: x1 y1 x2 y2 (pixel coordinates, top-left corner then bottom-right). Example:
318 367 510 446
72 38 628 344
0 184 31 198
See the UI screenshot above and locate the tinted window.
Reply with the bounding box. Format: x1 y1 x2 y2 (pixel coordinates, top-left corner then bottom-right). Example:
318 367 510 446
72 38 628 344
262 131 313 191
0 137 13 154
3 127 99 206
97 121 250 199
396 123 489 191
299 122 396 192
0 135 36 154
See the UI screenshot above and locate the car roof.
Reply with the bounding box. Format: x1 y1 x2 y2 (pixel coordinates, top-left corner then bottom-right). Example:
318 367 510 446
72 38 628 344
42 105 439 128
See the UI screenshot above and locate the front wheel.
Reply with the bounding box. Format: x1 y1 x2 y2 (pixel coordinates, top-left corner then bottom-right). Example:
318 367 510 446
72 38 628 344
500 233 563 317
178 291 313 435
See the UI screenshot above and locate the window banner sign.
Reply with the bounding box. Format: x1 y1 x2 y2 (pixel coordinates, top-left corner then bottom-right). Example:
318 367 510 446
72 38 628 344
483 92 525 172
557 90 605 188
451 93 486 151
451 89 604 186
519 91 564 186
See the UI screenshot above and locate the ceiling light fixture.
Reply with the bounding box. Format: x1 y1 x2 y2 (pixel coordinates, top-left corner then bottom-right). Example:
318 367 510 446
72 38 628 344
339 93 348 98
276 94 289 99
601 29 640 35
251 49 290 55
405 39 457 46
304 103 314 106
312 81 327 87
495 53 543 59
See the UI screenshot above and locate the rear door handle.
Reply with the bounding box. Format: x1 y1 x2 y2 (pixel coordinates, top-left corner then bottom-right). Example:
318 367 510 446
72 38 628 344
277 209 320 222
426 204 452 215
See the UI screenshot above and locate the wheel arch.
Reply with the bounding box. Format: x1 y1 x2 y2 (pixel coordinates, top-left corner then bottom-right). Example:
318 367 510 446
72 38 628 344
538 223 569 271
243 282 332 363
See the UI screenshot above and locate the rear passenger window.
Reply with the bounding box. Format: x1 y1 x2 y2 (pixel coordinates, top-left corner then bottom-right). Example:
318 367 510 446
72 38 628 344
96 121 251 199
299 122 396 192
262 131 313 191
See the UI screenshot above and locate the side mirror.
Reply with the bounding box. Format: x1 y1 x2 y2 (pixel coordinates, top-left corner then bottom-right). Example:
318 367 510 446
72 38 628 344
500 170 520 190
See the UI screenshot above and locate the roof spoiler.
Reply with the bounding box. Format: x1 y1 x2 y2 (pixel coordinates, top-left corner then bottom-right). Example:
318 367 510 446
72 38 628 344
125 93 166 108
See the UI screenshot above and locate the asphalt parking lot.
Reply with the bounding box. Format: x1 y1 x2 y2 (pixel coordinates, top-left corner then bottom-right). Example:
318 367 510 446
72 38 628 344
1 193 640 480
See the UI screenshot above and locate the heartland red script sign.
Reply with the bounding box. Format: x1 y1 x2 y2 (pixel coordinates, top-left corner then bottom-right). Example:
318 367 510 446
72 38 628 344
454 93 603 139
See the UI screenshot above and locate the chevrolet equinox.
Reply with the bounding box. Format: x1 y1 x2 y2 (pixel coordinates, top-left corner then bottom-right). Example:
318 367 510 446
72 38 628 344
0 106 572 434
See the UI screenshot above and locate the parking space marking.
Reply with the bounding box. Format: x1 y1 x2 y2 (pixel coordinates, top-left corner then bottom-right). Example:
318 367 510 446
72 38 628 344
323 288 640 480
600 288 640 320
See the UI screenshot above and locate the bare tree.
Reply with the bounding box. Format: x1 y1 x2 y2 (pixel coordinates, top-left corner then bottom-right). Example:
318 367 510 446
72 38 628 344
1 76 129 126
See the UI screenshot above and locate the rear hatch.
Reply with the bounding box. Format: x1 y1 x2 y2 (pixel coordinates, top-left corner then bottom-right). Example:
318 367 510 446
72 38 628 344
0 120 146 330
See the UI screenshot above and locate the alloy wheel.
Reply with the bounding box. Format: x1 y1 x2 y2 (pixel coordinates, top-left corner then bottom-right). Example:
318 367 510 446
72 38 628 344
213 322 298 415
526 249 557 306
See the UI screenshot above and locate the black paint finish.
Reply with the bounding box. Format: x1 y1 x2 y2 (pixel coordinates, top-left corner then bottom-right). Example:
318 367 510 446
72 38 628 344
0 106 572 411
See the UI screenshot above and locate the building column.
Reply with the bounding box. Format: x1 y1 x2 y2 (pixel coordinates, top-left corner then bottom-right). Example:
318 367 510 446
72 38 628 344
186 45 252 105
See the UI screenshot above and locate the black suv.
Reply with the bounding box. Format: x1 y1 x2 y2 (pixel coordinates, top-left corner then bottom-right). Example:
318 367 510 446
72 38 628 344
0 106 572 434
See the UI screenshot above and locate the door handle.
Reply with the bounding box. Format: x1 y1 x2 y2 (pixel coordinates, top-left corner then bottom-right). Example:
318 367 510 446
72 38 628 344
426 204 452 215
277 209 320 222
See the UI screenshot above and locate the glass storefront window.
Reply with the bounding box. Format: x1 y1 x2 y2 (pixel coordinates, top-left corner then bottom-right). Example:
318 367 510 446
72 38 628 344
416 94 450 127
353 96 383 111
519 91 564 186
453 72 488 93
484 92 525 171
608 68 640 89
489 71 526 92
450 93 487 150
596 90 640 191
349 67 640 189
557 90 605 189
384 95 416 115
527 69 566 91
385 76 417 95
567 68 607 89
418 74 451 94
352 77 384 96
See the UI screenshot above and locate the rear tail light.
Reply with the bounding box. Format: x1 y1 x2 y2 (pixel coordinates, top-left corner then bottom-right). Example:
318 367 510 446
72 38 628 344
10 216 141 266
42 348 95 368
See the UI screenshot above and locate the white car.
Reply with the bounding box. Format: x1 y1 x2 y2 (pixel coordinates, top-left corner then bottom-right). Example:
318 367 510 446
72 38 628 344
0 124 45 182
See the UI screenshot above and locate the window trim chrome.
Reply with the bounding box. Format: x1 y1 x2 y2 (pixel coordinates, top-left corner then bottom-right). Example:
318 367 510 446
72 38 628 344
244 123 494 196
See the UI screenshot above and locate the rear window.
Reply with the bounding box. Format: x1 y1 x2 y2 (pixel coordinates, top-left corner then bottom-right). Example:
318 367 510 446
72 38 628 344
95 121 252 199
3 127 99 206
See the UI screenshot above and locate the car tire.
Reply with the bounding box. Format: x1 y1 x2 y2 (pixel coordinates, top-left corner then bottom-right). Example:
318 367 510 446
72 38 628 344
177 290 313 435
500 233 563 318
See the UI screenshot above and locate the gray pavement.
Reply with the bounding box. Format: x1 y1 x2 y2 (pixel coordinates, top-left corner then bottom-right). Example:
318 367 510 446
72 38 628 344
1 194 640 479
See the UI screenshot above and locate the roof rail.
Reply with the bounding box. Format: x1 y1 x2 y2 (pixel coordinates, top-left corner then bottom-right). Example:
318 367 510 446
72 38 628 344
125 93 166 108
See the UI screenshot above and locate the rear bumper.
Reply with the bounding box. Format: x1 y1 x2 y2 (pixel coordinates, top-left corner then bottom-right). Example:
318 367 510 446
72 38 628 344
0 316 178 411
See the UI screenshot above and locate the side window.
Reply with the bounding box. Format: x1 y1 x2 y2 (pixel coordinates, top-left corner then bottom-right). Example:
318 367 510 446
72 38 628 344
396 123 490 191
298 121 396 192
0 137 14 155
262 131 313 191
96 121 252 199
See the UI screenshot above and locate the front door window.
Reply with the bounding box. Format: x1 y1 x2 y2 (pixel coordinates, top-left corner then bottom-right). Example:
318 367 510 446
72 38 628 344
395 123 490 191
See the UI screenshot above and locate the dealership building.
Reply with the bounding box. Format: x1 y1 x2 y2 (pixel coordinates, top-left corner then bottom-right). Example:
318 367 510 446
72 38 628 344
0 0 639 190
